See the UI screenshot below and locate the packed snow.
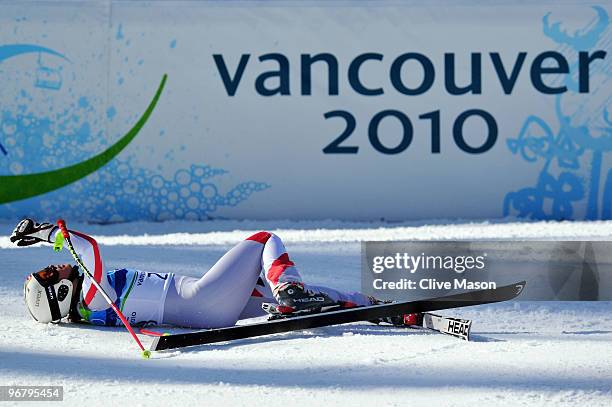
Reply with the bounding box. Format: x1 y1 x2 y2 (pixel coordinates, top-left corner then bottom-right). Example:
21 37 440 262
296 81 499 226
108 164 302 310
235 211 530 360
0 219 611 406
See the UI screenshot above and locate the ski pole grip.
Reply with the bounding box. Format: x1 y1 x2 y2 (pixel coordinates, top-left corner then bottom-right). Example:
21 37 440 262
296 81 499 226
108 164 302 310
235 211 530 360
56 219 70 239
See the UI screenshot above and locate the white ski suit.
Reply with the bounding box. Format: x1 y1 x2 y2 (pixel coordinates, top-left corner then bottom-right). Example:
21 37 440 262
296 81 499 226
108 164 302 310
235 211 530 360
61 229 371 328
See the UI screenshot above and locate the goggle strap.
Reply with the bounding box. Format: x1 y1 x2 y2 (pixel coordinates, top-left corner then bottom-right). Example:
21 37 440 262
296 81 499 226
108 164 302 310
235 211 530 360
44 284 62 322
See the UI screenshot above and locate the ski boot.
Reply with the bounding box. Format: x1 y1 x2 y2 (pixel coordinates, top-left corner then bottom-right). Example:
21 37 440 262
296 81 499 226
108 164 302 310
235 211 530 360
263 282 358 319
367 296 423 327
375 312 424 327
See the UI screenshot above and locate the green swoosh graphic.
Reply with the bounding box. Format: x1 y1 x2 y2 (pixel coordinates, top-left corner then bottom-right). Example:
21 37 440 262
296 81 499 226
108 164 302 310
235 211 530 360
0 74 167 204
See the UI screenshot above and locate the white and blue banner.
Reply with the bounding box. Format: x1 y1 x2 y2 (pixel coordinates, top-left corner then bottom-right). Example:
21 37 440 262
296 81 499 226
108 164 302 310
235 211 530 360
0 1 610 222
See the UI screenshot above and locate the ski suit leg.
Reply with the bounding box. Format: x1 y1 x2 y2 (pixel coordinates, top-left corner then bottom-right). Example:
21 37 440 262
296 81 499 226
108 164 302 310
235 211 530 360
259 232 372 307
162 235 267 328
162 232 371 328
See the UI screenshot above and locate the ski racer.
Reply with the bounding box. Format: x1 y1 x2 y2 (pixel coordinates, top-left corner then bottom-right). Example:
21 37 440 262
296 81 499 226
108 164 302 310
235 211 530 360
12 219 405 328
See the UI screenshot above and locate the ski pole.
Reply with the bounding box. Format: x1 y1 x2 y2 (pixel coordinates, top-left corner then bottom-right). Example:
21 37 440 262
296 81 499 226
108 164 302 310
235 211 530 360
55 219 151 359
139 328 170 337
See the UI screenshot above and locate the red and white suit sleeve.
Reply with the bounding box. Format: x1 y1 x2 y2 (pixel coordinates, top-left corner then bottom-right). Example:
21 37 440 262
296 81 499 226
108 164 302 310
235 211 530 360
56 229 117 310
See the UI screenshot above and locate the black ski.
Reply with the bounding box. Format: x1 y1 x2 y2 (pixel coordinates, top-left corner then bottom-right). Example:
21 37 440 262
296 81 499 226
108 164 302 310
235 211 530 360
264 304 473 341
151 281 525 351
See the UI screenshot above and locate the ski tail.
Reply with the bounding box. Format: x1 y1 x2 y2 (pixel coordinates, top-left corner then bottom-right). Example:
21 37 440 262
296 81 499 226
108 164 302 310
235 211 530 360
421 313 472 341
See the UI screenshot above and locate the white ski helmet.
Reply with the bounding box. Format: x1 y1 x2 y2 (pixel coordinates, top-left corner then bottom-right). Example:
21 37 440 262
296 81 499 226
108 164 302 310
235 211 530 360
24 267 74 323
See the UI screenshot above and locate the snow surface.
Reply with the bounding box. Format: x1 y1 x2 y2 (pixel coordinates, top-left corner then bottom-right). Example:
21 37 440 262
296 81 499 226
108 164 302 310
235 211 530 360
0 219 611 406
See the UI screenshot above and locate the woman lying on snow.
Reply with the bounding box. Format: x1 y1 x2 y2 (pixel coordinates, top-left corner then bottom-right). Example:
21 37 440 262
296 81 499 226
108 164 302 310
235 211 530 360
12 219 411 328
